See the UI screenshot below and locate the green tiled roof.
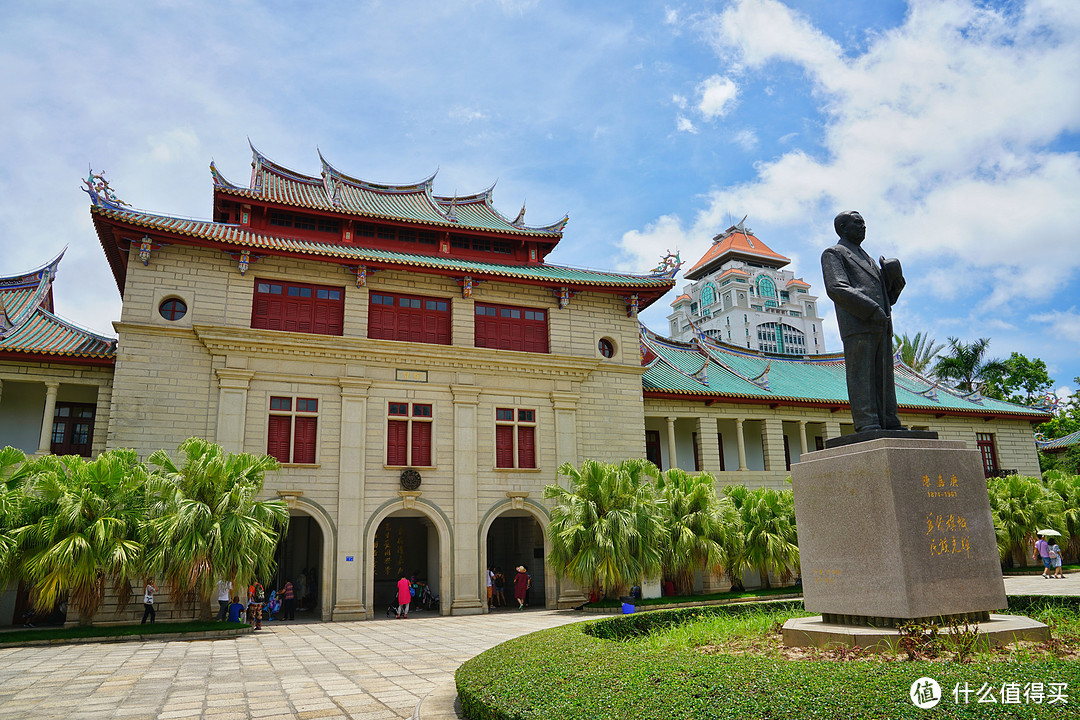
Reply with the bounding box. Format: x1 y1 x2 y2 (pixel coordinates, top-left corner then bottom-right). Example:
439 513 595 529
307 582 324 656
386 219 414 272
91 205 673 291
1 254 116 361
1038 430 1080 451
210 146 566 238
641 328 1051 419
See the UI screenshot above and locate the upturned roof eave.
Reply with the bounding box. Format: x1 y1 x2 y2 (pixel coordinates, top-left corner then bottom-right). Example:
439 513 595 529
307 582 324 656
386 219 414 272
90 205 674 306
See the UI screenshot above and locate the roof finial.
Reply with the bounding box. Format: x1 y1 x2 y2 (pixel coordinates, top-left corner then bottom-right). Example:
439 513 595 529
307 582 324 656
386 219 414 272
513 200 526 226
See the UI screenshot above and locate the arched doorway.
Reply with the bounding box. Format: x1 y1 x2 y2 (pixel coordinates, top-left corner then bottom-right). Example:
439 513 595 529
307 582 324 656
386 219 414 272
273 508 328 620
372 511 441 617
482 506 551 610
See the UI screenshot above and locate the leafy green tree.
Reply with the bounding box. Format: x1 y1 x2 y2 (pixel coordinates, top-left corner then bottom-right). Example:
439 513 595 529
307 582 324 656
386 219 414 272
893 331 944 374
987 474 1063 567
983 352 1054 405
145 438 289 619
723 485 799 590
13 450 147 626
933 337 1008 392
652 468 737 594
545 459 665 598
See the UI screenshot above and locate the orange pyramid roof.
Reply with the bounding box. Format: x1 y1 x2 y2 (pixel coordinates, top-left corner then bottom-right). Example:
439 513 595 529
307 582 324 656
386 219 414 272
686 222 789 280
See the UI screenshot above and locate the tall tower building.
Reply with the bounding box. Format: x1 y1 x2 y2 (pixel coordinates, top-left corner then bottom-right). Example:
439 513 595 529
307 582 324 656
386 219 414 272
666 220 825 355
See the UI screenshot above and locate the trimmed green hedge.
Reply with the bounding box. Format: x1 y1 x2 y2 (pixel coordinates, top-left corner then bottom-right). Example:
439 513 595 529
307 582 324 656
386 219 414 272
585 599 802 640
457 599 1080 720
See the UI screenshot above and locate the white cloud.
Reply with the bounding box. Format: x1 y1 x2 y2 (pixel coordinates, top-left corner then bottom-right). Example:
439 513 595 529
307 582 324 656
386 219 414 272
1032 309 1080 345
731 129 758 150
697 75 738 119
449 106 489 123
665 8 679 26
621 0 1080 320
675 115 697 133
672 93 688 109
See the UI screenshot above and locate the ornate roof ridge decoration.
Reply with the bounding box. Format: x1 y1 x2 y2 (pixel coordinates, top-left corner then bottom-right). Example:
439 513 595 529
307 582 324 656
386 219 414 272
689 327 770 388
82 169 131 211
249 141 322 186
749 360 771 390
433 183 495 204
1033 392 1060 413
648 250 684 279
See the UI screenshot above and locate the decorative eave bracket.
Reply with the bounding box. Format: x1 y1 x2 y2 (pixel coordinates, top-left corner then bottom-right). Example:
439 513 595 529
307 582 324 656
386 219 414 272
622 294 640 318
136 236 170 266
345 264 381 288
225 249 262 276
553 287 578 309
455 276 487 298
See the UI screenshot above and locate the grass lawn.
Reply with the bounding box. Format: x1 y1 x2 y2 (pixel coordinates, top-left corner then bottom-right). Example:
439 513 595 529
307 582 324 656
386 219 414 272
458 598 1080 719
0 620 247 644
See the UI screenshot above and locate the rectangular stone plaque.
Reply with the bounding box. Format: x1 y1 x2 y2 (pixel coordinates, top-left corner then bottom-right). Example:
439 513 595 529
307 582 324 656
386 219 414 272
395 369 428 383
791 438 1006 621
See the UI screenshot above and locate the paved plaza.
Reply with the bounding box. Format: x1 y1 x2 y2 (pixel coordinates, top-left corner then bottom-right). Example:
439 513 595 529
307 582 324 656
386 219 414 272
0 575 1076 720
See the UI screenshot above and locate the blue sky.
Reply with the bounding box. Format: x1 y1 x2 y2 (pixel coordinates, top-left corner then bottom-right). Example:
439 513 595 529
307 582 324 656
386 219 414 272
2 0 1078 399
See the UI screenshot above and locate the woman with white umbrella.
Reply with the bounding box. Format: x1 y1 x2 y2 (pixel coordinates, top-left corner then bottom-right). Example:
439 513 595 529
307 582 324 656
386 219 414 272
1036 530 1062 579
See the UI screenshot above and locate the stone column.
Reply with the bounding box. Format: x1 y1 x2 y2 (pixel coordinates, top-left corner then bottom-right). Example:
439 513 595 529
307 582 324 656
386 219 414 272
665 416 678 470
734 418 748 471
551 390 585 608
696 417 721 473
798 420 809 457
91 382 113 457
451 385 484 614
36 381 60 455
761 418 786 472
334 378 371 620
824 420 843 442
214 369 256 453
451 294 475 348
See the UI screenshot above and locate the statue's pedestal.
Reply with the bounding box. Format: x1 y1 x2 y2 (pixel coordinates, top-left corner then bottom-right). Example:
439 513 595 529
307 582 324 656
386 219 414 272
791 438 1007 625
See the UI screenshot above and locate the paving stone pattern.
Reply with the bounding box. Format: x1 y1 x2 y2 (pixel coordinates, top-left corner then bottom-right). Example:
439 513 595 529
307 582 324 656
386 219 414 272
0 576 1075 720
0 611 583 720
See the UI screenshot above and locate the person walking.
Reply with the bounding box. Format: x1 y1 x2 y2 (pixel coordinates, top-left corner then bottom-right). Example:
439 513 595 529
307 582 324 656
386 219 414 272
396 574 412 619
1034 534 1052 579
487 565 494 609
280 579 296 620
513 565 529 611
141 578 156 624
249 581 265 630
215 579 232 621
1050 541 1065 579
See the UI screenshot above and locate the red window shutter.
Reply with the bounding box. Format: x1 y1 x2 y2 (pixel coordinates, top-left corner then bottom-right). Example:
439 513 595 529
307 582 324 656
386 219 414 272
267 416 292 463
387 420 408 466
293 417 317 464
518 426 535 468
313 302 330 335
411 422 432 466
495 425 514 468
252 298 270 329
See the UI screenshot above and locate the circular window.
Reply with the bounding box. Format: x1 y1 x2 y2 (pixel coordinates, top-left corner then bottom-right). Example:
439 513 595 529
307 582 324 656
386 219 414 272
598 338 615 358
159 298 187 321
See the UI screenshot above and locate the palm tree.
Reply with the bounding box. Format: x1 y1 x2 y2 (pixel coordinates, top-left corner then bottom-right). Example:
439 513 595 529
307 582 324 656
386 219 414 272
987 474 1063 567
723 485 799 589
653 468 737 594
1045 473 1080 562
13 450 147 626
0 447 35 584
893 331 944 374
145 438 290 619
933 337 1008 392
545 459 665 598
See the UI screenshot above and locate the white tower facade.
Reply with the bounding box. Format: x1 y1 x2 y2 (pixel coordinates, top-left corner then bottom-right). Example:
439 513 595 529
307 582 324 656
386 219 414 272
666 221 825 355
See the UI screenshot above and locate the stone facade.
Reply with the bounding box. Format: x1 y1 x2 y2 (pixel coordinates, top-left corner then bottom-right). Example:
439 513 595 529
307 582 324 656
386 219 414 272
105 242 646 619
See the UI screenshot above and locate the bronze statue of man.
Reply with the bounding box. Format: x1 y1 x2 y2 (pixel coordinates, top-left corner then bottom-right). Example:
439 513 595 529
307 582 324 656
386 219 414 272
821 211 906 433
